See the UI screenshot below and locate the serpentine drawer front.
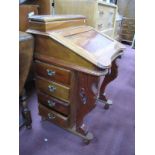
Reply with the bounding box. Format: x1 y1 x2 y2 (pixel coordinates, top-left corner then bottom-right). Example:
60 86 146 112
39 104 69 128
38 92 70 116
36 77 70 103
35 61 71 86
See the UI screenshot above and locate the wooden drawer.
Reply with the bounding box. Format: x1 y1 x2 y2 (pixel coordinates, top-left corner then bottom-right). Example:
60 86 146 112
38 92 70 116
39 104 69 128
98 4 115 30
36 77 70 102
35 61 71 86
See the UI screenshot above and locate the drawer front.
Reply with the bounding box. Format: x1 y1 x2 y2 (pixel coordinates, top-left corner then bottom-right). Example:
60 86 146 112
35 61 71 86
38 92 70 116
36 77 70 102
39 104 69 128
98 5 115 30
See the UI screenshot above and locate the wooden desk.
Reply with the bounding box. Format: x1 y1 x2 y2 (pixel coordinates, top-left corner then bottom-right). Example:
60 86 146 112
27 15 125 143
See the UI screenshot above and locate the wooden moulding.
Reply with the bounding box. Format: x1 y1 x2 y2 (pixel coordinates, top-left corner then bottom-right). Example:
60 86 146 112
34 54 108 77
29 19 86 32
32 34 104 71
27 28 125 70
48 31 124 69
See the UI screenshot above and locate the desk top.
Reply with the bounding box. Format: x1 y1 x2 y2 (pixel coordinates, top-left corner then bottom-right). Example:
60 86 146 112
27 15 125 69
29 15 86 22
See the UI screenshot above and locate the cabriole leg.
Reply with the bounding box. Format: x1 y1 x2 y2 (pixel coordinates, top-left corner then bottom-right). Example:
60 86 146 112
98 60 118 109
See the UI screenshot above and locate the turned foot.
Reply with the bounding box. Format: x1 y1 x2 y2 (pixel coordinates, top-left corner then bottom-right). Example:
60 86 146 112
66 123 94 144
97 97 113 110
83 132 94 144
22 107 32 129
20 90 32 129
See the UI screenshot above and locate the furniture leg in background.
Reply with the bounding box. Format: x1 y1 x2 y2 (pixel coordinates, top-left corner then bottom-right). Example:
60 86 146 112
19 31 34 129
20 89 32 129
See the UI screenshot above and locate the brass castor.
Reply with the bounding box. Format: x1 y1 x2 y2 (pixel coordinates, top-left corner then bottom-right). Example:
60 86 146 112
82 132 93 144
104 100 112 110
104 104 110 110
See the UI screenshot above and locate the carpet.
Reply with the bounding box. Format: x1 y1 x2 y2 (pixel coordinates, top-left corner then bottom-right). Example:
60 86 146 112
20 45 135 155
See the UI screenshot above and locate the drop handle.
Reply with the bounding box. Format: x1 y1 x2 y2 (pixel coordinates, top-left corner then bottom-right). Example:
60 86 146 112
48 113 56 120
47 100 56 107
46 69 55 76
48 85 56 92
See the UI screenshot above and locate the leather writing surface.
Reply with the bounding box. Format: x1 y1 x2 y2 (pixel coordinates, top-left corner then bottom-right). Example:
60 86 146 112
65 30 112 53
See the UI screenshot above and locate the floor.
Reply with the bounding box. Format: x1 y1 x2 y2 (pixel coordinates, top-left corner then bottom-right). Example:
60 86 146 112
20 45 135 155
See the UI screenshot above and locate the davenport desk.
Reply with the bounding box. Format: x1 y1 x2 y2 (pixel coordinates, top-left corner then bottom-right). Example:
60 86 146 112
27 15 125 143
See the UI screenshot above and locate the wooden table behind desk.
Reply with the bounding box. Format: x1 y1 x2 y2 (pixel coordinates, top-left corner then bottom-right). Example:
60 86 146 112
19 4 39 32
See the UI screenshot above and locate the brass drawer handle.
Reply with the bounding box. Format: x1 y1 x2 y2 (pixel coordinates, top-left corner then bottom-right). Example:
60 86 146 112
48 113 56 120
47 100 56 107
48 85 56 92
46 69 55 76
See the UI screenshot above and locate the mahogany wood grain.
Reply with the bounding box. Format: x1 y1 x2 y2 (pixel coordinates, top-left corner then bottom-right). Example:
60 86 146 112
27 15 125 142
35 54 108 77
36 0 52 15
35 61 71 86
75 72 99 134
39 104 69 128
38 92 70 116
29 19 86 32
34 35 97 70
99 59 118 102
36 77 70 103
